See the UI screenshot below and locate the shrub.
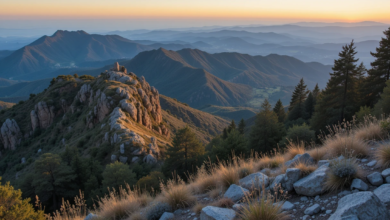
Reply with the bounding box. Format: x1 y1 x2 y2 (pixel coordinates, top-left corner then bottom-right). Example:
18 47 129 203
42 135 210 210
217 162 239 188
355 121 384 141
145 202 171 220
325 158 363 192
355 106 371 122
47 191 87 220
160 180 196 210
375 144 390 168
307 147 328 162
136 171 165 192
323 135 369 158
380 120 390 133
282 123 315 145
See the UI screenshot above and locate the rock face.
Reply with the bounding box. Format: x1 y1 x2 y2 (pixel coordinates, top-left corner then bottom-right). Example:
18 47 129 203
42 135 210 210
373 184 390 205
200 206 236 220
0 119 21 150
329 192 390 220
239 172 269 190
293 164 329 196
31 101 55 130
223 184 249 202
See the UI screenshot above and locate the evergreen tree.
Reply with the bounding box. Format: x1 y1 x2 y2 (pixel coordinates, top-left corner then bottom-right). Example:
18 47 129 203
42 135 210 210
373 80 390 116
288 78 309 111
32 153 77 210
273 99 286 123
238 119 246 134
363 27 390 106
227 120 236 133
70 153 88 190
311 41 362 130
211 129 248 161
304 92 315 119
102 161 136 191
222 128 228 139
248 99 284 154
312 83 320 100
163 126 205 178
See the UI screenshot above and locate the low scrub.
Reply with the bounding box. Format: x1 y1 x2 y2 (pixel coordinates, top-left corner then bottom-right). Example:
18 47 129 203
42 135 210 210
323 135 369 158
324 158 363 192
285 141 306 160
375 144 390 168
354 122 384 141
210 197 234 208
307 147 328 162
160 179 196 210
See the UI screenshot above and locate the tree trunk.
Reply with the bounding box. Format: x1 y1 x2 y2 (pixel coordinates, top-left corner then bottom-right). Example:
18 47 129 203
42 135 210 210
341 69 349 122
184 143 188 172
387 63 390 80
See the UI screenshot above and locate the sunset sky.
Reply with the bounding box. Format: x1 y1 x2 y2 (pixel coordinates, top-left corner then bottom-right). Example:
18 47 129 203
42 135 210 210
1 0 389 31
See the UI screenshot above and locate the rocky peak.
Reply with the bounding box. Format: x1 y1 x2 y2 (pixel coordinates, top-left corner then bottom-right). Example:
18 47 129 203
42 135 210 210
30 101 55 131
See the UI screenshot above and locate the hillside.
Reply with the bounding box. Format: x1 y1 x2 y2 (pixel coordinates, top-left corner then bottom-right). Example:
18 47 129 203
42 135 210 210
198 105 257 122
0 100 15 109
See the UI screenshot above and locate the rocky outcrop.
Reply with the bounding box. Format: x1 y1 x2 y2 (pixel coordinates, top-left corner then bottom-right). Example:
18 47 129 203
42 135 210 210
0 119 21 150
77 84 93 103
31 101 55 131
329 192 390 220
148 137 160 157
95 92 112 122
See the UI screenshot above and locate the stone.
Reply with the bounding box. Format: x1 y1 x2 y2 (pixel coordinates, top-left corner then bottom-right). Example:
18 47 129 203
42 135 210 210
21 157 26 164
143 154 157 164
304 204 320 215
0 119 21 150
339 190 352 197
37 149 42 153
329 192 390 220
119 156 128 163
300 196 308 202
232 204 244 211
361 159 368 163
281 201 295 211
32 101 55 129
350 179 369 191
200 206 236 220
111 155 117 162
326 210 332 214
149 137 160 157
239 172 269 190
223 184 249 202
84 213 98 220
283 168 300 191
131 156 139 163
373 184 390 205
302 215 310 220
367 160 377 167
381 168 390 178
386 176 390 183
293 165 329 196
367 172 383 186
159 212 174 220
120 99 137 121
318 160 329 167
284 153 314 167
120 143 125 154
269 174 285 192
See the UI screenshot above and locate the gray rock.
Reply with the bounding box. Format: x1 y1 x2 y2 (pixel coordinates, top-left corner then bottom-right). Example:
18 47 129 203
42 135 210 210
285 153 314 167
269 174 285 192
293 165 329 196
223 184 249 202
381 168 390 178
119 156 128 163
159 212 174 220
281 201 295 211
283 168 300 191
239 172 269 190
37 149 42 153
304 204 320 215
84 213 98 220
326 210 332 214
111 155 117 161
21 157 26 164
373 184 390 205
143 154 157 164
300 196 308 202
302 215 310 220
361 159 368 163
339 190 352 197
328 192 390 220
386 176 390 183
232 204 243 211
200 206 236 220
131 156 139 163
0 119 21 150
367 172 383 186
340 216 359 220
260 168 270 175
367 160 377 167
350 179 368 191
318 160 329 167
120 143 125 154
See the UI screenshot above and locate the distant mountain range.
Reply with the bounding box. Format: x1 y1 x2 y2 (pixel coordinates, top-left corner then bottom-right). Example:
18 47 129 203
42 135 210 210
78 48 331 108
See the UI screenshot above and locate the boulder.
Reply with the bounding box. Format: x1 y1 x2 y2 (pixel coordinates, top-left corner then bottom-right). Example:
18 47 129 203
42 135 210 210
367 160 377 167
304 204 320 215
269 174 285 192
33 101 55 129
131 157 139 163
373 184 390 205
200 206 236 220
223 184 249 202
285 153 314 167
95 93 111 122
149 137 160 157
109 107 128 131
283 168 300 191
159 212 174 220
111 155 117 162
120 144 125 154
281 201 295 211
367 172 383 186
318 160 329 167
0 119 21 150
381 168 390 178
293 164 329 196
238 172 269 190
386 176 390 183
77 84 92 103
328 192 390 220
350 179 368 191
143 154 157 164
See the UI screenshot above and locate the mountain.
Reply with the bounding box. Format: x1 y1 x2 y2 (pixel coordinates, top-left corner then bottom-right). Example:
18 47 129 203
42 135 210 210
0 50 14 59
0 79 51 97
0 31 198 80
198 105 257 122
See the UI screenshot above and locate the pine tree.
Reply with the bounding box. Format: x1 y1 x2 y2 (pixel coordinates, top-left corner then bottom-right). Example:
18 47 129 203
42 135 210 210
311 41 362 130
304 92 315 119
312 83 320 100
363 27 390 106
163 126 205 178
249 99 284 154
289 78 309 111
211 129 248 162
238 119 246 134
227 120 236 133
273 99 286 123
102 161 136 191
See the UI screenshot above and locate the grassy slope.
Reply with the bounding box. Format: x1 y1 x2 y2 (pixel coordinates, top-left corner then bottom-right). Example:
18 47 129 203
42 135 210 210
0 101 15 109
199 105 257 122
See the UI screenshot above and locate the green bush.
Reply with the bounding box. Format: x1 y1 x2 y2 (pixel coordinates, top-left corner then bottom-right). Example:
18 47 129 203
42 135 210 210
79 75 95 80
282 123 315 145
136 171 165 192
380 120 390 132
355 106 371 122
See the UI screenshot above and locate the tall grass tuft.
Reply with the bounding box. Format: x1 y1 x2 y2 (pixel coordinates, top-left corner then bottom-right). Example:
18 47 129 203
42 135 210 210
322 135 369 158
285 141 306 160
354 119 385 141
324 158 363 192
160 178 196 210
47 191 87 220
292 162 317 177
375 144 390 168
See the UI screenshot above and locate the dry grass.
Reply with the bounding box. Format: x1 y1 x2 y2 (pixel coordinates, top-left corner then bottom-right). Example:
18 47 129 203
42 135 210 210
255 155 285 171
324 158 363 192
207 187 224 199
375 144 390 168
46 191 87 220
239 189 288 220
126 213 146 220
354 122 385 141
160 179 196 210
189 165 218 194
285 141 306 160
292 162 317 177
322 135 369 158
210 197 234 208
192 203 206 214
307 147 328 162
94 185 141 220
217 162 240 188
238 160 255 178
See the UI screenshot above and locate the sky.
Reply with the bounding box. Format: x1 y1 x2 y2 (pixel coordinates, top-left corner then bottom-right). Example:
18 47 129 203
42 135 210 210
1 0 390 32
